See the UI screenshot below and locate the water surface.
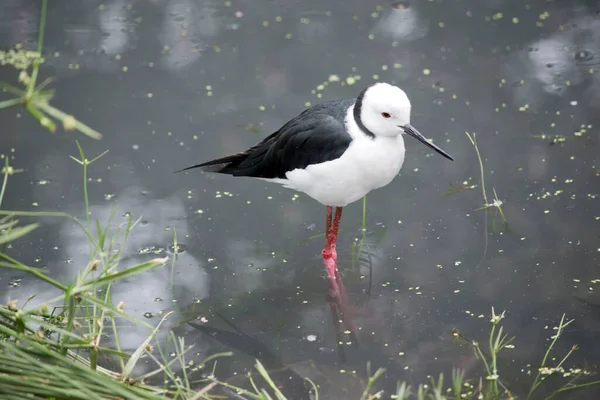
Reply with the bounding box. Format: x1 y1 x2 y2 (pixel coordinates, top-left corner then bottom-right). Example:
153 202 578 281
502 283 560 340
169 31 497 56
1 0 600 398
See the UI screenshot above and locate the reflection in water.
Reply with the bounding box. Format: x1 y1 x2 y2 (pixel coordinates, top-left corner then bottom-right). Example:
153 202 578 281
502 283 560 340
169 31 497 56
97 0 130 55
188 312 312 399
159 0 209 71
510 13 600 111
2 0 600 398
1 2 37 45
371 4 428 42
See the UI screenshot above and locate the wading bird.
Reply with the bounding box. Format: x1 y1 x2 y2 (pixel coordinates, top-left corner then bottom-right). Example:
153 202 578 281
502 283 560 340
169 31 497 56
178 82 453 313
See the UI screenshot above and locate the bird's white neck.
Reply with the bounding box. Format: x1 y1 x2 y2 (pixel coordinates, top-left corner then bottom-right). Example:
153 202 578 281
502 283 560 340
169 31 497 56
344 104 366 140
345 104 398 143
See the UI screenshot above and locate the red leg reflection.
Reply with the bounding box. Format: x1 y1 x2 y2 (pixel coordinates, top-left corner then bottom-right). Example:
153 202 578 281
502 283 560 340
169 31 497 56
321 206 356 342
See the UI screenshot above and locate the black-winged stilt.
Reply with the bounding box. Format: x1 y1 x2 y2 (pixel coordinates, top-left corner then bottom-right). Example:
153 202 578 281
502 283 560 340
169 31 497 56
178 82 453 307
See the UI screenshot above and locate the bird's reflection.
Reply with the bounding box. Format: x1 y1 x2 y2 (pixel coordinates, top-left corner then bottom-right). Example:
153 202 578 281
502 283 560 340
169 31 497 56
187 312 311 399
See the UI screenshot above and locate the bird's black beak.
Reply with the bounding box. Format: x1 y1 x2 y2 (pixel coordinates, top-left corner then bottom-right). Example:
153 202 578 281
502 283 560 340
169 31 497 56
401 124 454 161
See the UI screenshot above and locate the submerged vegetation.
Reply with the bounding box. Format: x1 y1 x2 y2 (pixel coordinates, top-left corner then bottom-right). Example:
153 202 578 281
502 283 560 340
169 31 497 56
446 132 507 229
464 132 507 227
1 1 600 399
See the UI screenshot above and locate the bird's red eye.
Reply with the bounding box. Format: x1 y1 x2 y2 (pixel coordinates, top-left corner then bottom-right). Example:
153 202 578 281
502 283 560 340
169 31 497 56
381 112 391 118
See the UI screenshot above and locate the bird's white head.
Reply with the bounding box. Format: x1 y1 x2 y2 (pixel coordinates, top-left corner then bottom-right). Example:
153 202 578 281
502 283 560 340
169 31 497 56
354 82 454 161
355 82 411 138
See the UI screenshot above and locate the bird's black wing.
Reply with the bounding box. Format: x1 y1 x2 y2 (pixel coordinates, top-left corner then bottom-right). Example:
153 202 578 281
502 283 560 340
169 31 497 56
178 105 353 179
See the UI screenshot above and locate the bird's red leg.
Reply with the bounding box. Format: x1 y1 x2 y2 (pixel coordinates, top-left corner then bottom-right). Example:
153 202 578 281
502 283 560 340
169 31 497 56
322 206 343 298
325 206 333 248
322 206 339 297
329 206 343 262
331 208 351 304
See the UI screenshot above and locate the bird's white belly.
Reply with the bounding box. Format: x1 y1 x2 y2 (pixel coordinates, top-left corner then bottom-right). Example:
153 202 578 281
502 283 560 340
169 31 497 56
282 135 406 206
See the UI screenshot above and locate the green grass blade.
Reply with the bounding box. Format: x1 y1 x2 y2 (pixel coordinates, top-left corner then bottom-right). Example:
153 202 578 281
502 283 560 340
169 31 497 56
26 102 55 131
37 102 103 139
0 97 22 109
123 311 173 379
25 0 46 98
0 222 39 244
254 360 288 400
0 259 68 291
77 256 168 292
0 81 26 96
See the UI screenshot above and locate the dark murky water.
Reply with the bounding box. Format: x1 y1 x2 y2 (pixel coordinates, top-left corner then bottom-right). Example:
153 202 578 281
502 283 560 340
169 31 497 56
2 0 600 398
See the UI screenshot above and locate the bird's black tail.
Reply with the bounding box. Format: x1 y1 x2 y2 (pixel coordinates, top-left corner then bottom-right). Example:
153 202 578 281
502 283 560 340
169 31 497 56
176 129 278 176
174 152 249 174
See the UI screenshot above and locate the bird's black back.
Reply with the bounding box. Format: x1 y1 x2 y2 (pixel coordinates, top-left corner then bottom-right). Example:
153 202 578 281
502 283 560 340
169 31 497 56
180 99 355 179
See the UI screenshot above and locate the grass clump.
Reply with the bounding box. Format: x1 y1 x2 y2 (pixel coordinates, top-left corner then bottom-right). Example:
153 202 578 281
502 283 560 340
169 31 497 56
445 310 598 400
0 145 181 398
0 303 170 400
383 309 599 400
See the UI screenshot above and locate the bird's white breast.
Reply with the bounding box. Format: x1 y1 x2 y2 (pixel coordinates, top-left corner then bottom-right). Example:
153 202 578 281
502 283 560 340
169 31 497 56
282 132 406 207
